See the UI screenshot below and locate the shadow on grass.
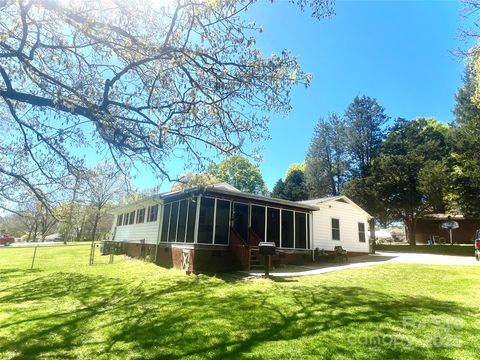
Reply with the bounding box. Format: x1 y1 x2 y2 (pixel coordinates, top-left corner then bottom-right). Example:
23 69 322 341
0 269 477 359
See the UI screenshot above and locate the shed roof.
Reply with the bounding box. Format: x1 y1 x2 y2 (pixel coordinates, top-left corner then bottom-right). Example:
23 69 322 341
420 213 465 221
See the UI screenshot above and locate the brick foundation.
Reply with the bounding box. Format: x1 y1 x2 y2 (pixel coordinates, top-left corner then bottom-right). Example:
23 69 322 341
123 242 318 272
123 241 368 272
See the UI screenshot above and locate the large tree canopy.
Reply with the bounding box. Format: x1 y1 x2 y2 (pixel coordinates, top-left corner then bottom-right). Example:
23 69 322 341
368 118 450 244
208 155 267 195
270 169 308 201
451 48 480 217
0 0 332 211
305 113 348 197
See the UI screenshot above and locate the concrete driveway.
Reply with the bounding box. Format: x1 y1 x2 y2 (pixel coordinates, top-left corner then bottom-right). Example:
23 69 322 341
249 251 478 278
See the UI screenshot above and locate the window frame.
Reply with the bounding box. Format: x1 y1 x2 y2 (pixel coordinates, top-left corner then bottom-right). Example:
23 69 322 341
136 208 146 224
197 196 216 244
358 222 366 243
147 204 159 222
128 210 135 225
294 211 309 250
280 209 294 249
331 218 340 241
214 198 231 245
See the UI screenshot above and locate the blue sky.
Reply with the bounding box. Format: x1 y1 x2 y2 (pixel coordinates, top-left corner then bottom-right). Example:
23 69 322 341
137 0 471 192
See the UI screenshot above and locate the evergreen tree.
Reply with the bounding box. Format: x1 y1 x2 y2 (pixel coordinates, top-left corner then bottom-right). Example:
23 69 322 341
305 113 349 197
271 169 308 201
344 95 388 176
452 52 480 217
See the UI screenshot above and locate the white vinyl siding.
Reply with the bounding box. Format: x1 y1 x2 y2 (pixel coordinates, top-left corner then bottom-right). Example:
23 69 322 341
311 199 369 253
111 201 162 244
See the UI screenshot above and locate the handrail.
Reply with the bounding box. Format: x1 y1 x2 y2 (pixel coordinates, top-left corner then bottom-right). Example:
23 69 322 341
248 228 263 246
231 227 248 247
230 228 250 270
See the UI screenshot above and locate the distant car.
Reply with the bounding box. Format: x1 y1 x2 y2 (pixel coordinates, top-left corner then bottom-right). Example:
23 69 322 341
44 233 64 242
475 229 480 262
0 234 15 246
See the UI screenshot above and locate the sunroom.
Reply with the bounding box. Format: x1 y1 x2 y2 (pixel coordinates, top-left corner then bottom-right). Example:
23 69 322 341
111 183 318 271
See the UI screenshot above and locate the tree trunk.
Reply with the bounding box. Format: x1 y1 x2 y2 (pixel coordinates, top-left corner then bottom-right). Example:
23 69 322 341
91 210 101 241
76 213 87 241
32 222 38 242
405 216 416 246
368 218 376 254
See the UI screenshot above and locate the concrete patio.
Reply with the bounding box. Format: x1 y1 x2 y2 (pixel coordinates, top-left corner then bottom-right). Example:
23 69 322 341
248 251 478 277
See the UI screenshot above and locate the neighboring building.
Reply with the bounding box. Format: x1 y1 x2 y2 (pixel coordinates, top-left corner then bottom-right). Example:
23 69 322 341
110 183 371 272
300 196 372 255
415 214 480 244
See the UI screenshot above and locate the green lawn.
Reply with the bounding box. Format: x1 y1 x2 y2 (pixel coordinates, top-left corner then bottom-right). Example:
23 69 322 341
376 244 475 257
0 245 479 359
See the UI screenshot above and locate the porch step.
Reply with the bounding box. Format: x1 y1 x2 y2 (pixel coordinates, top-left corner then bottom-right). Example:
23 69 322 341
250 264 264 270
249 248 263 271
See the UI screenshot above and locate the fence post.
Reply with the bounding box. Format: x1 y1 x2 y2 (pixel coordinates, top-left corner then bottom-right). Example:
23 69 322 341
31 246 38 269
89 240 95 265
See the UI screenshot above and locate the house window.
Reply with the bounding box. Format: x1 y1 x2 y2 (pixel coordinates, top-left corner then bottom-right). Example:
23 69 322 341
168 201 179 242
186 198 197 243
281 210 294 248
267 208 280 247
332 218 340 240
136 208 146 224
295 212 307 249
177 200 188 243
161 203 171 242
215 199 230 245
198 197 215 244
358 222 366 242
123 213 129 225
117 214 123 226
251 205 265 241
128 211 135 225
232 203 249 242
148 204 159 222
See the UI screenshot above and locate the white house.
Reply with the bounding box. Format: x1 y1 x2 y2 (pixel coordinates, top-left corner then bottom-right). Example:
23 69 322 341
108 184 372 271
111 195 163 245
301 196 372 254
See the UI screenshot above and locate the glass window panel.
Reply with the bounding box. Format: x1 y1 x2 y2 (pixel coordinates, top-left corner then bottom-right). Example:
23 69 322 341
198 197 215 244
177 200 188 243
251 205 265 242
332 218 340 240
267 208 280 247
161 203 171 242
128 211 135 225
215 200 230 245
232 203 249 242
117 214 123 226
136 208 145 223
281 210 294 248
186 198 197 243
168 202 179 242
148 204 159 222
295 212 307 249
358 222 366 242
123 213 129 225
